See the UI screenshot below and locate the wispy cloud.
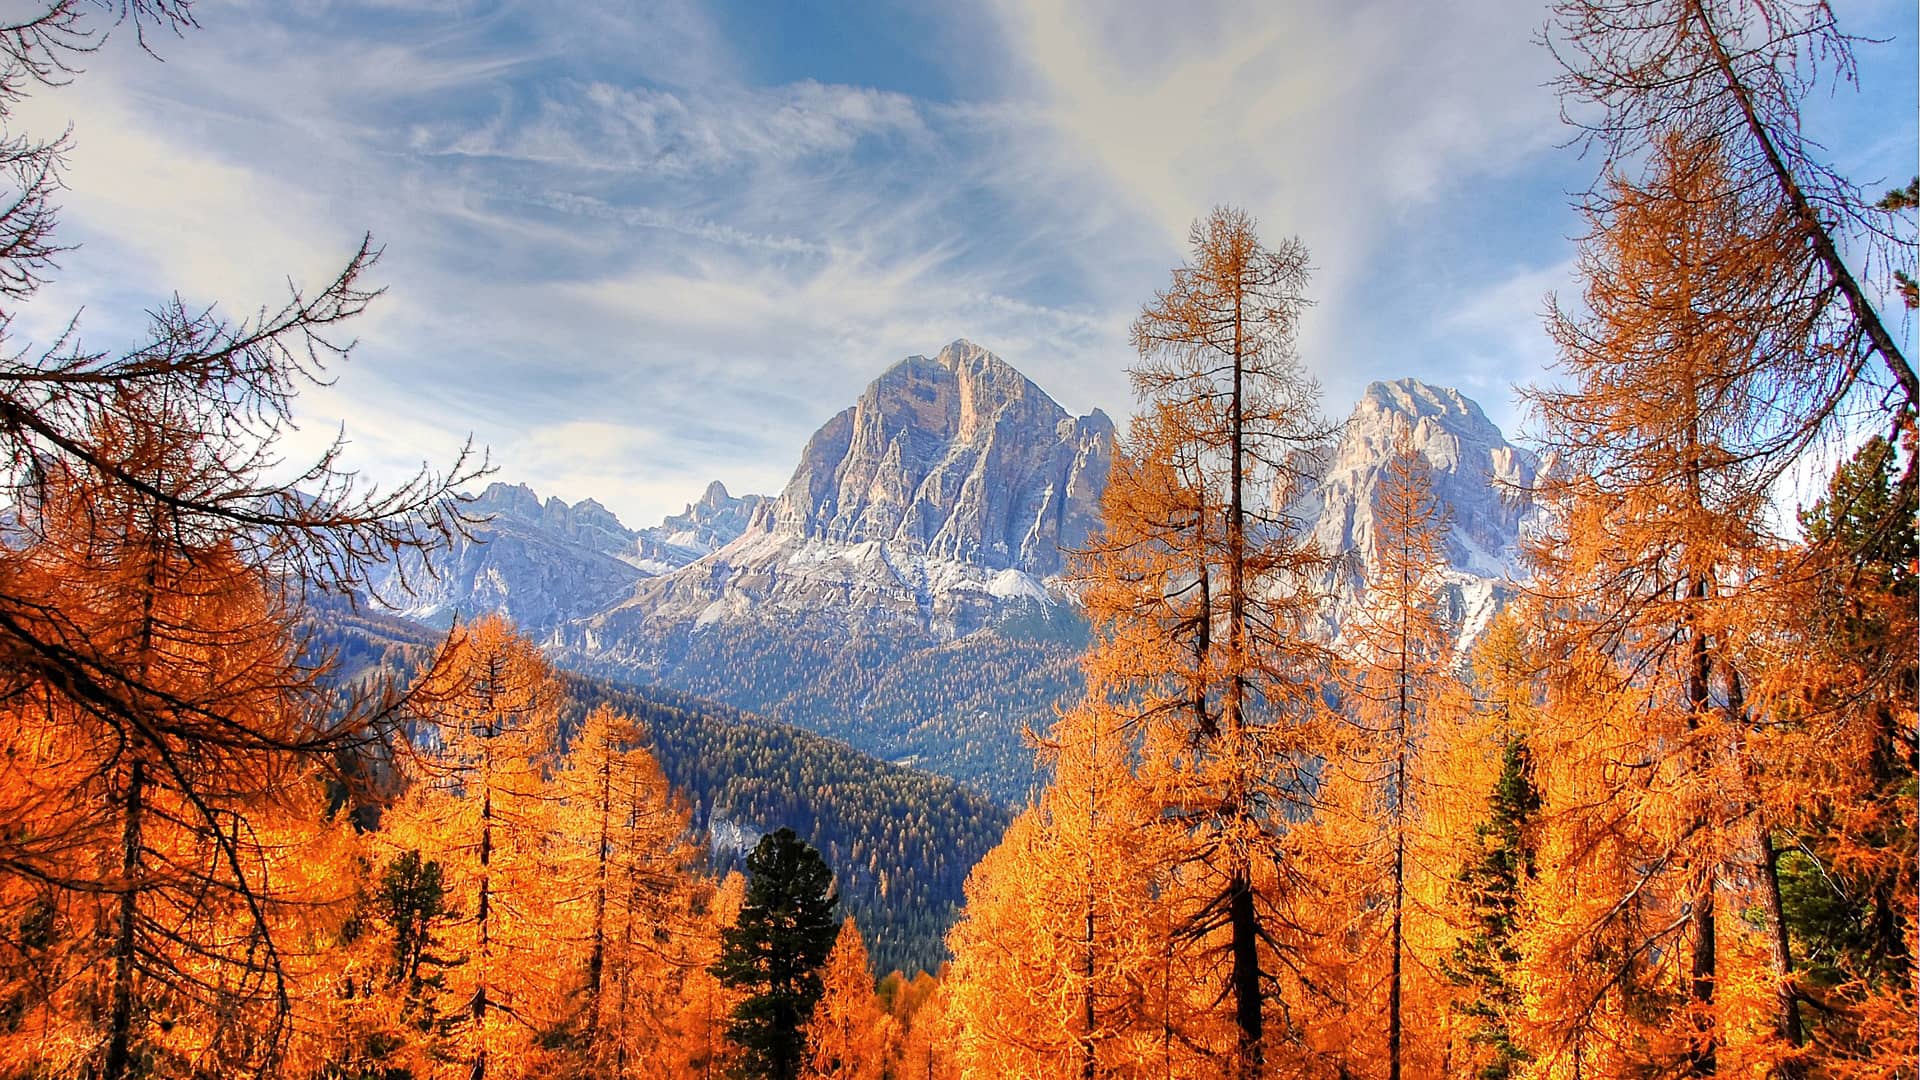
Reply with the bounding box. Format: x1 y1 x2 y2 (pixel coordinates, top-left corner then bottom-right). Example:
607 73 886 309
12 0 1912 526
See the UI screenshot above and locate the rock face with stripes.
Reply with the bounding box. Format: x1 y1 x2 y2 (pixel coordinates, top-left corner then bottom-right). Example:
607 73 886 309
368 345 1545 803
1297 377 1548 654
592 338 1115 642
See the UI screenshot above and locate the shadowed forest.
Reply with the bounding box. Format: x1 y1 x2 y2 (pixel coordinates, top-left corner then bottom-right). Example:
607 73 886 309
0 2 1912 1079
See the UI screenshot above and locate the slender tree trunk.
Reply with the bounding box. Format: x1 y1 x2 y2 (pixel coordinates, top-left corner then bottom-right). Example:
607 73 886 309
1756 830 1805 1067
1686 610 1718 1077
587 753 612 1046
1083 723 1099 1080
1683 0 1918 405
1230 873 1262 1079
103 758 146 1080
1225 241 1264 1080
1390 563 1410 1080
1723 664 1805 1071
105 552 162 1080
474 783 492 1080
1390 756 1405 1080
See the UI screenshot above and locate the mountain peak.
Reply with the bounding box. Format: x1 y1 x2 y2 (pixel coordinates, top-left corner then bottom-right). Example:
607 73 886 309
619 340 1115 637
1358 378 1490 429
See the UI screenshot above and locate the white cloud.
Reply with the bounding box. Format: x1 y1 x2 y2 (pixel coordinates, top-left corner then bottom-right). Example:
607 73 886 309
423 79 927 176
980 0 1570 397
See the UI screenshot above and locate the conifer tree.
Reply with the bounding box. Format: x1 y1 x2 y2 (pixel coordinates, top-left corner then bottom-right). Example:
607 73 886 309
1526 131 1808 1076
712 828 840 1080
1334 428 1455 1080
1548 0 1918 445
383 615 563 1080
548 702 693 1068
1755 436 1917 1078
800 918 888 1080
944 697 1170 1077
1099 205 1338 1078
0 406 349 1078
1443 731 1539 1077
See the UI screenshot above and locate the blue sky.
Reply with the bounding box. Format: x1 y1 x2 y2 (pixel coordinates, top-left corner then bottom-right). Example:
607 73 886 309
14 0 1916 526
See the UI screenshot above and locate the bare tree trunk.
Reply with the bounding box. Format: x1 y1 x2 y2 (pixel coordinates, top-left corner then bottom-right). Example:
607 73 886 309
1687 614 1717 1077
587 753 612 1048
473 781 492 1080
1225 243 1263 1080
103 758 146 1080
1390 770 1405 1080
1756 831 1805 1072
1230 873 1262 1079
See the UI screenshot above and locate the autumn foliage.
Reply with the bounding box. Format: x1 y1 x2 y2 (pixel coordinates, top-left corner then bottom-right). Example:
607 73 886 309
1 2 1913 1080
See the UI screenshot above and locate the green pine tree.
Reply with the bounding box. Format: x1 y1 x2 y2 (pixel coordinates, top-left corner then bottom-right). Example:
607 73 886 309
1444 735 1541 1080
1780 435 1916 1012
711 828 841 1080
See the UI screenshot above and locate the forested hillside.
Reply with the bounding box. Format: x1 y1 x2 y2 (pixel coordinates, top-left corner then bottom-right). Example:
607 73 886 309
315 597 1011 976
572 605 1087 805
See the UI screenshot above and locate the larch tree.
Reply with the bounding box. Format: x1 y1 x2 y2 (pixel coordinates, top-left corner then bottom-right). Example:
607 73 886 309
0 4 479 1073
0 392 418 1080
1547 0 1917 501
800 918 889 1080
891 980 955 1080
384 615 564 1080
668 870 747 1080
1332 427 1456 1080
943 696 1167 1078
1093 205 1339 1077
1525 131 1807 1076
547 701 695 1070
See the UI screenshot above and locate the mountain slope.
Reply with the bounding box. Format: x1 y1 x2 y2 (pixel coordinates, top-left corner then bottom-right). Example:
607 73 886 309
311 599 1007 977
369 342 1540 804
581 339 1113 644
1301 377 1546 651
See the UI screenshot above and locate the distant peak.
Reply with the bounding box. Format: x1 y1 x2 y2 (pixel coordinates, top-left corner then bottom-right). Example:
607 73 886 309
700 479 732 505
1359 378 1488 425
480 480 539 499
935 338 990 365
476 480 545 512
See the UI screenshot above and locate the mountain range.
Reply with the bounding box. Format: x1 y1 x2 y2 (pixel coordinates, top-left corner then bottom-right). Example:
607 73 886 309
370 339 1544 803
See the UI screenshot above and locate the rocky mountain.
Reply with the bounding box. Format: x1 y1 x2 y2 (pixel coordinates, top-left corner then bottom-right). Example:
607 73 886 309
1299 377 1546 651
631 481 768 573
585 339 1114 644
368 482 648 633
369 479 771 637
368 341 1543 803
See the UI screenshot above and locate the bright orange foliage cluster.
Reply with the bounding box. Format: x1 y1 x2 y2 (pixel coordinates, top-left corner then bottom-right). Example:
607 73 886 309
944 192 1913 1080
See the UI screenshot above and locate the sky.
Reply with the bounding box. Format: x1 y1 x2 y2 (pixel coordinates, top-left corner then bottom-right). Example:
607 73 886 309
11 0 1916 527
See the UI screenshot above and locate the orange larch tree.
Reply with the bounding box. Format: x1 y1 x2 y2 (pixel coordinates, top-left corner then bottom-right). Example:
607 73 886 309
943 695 1171 1078
800 918 890 1080
1330 428 1457 1080
1110 206 1341 1078
0 406 356 1079
1524 131 1813 1077
383 615 563 1080
547 701 698 1070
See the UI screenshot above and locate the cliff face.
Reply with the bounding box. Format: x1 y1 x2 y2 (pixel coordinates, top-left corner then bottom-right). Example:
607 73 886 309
1297 377 1546 651
632 481 767 572
768 339 1113 576
368 482 646 634
365 346 1549 803
592 339 1115 642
